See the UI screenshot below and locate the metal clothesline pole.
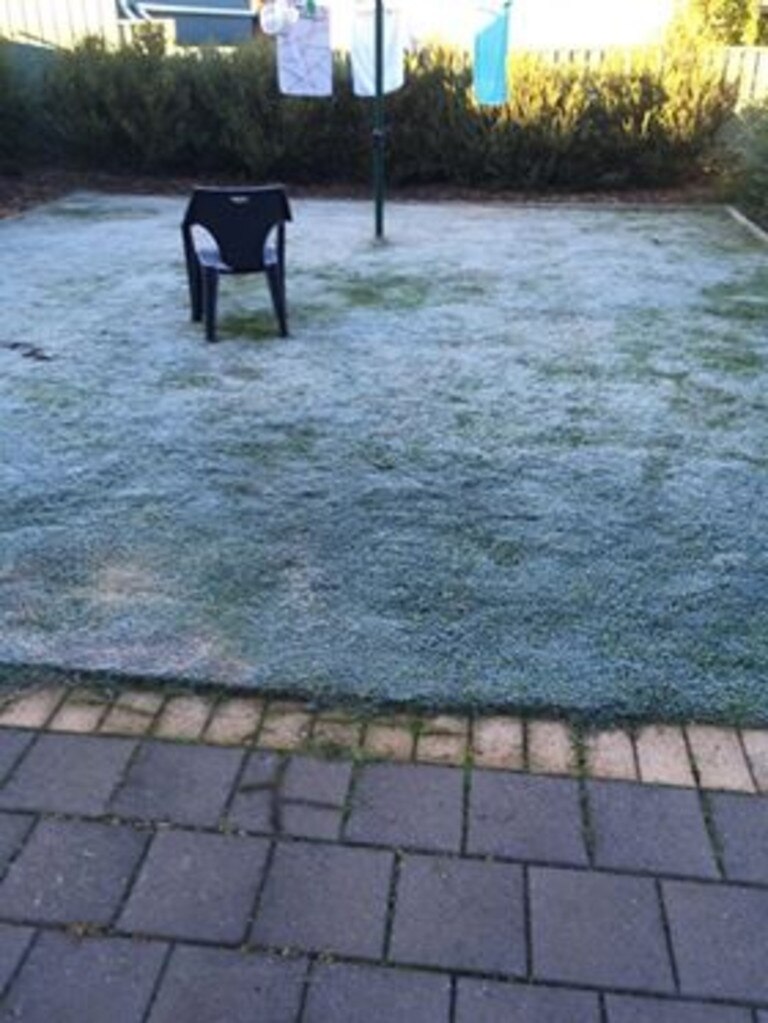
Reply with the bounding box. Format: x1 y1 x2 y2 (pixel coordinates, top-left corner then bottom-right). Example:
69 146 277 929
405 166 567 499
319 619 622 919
373 0 385 239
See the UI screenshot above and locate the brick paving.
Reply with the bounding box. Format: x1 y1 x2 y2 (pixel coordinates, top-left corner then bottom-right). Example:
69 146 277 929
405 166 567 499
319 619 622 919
0 707 766 1019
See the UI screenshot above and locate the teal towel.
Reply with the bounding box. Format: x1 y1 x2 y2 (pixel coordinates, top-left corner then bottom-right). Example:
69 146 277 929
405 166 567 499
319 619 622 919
474 7 510 106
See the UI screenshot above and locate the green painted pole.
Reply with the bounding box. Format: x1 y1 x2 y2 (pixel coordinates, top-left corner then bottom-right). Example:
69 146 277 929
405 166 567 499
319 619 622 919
373 0 385 239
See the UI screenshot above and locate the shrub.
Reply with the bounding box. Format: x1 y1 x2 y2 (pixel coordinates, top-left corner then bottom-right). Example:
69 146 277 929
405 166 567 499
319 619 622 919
722 102 768 227
0 42 32 170
7 33 740 191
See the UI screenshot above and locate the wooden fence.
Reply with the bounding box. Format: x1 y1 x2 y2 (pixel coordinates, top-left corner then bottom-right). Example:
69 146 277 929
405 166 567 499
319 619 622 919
520 45 768 107
723 45 768 104
0 0 123 48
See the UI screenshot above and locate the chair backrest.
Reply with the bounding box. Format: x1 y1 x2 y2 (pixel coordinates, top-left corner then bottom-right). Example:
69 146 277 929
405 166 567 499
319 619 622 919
182 186 292 272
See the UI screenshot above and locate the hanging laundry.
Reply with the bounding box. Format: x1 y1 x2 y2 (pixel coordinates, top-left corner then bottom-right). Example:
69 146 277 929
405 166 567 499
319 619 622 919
473 2 511 106
278 6 333 97
350 1 406 97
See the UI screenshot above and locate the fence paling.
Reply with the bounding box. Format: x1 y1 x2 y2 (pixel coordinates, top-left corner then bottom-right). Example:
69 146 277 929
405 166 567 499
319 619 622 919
0 0 120 47
521 45 768 107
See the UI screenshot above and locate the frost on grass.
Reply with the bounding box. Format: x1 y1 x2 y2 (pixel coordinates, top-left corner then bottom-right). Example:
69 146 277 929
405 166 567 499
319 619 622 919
0 195 767 724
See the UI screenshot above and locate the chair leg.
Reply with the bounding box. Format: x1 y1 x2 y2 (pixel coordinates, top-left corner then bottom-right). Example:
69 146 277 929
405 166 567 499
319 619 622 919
203 268 219 343
183 241 203 323
266 266 288 338
190 263 203 323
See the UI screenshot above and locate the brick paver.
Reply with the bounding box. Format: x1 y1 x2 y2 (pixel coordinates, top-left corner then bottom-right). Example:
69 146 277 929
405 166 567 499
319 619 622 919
345 763 463 852
0 820 146 926
258 706 313 750
604 994 752 1022
312 717 363 750
1 931 166 1022
530 867 674 993
252 842 392 958
226 753 351 840
686 726 755 793
204 697 264 746
119 830 269 944
468 772 587 865
282 754 352 805
363 722 414 761
527 720 575 775
100 690 164 737
471 716 525 770
585 729 637 781
281 755 352 839
709 792 768 884
0 731 36 783
741 729 768 791
0 734 135 816
303 963 451 1023
0 924 34 993
110 741 243 827
390 855 525 975
0 714 765 1017
663 880 768 1002
0 689 63 730
226 751 281 833
148 946 306 1023
456 979 601 1023
588 780 718 878
0 813 33 873
48 689 109 734
636 726 695 787
154 694 212 740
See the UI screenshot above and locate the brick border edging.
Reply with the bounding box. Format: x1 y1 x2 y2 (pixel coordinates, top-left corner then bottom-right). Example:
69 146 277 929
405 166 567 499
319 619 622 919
727 204 768 246
0 686 765 794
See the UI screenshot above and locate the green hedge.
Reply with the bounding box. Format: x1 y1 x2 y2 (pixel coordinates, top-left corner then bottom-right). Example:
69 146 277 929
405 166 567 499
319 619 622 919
722 101 768 227
0 43 32 169
2 32 738 190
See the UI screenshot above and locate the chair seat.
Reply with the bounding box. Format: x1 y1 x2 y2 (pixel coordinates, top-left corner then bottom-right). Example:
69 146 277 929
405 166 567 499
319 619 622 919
196 244 279 274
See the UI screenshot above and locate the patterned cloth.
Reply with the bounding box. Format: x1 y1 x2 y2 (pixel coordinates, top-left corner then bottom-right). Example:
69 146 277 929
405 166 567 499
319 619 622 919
278 8 333 97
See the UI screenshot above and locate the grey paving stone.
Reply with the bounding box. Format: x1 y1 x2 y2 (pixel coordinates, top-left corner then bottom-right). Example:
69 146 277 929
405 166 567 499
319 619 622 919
228 753 348 839
663 880 768 1002
0 731 35 784
283 755 352 805
0 931 166 1023
709 792 768 884
456 979 601 1023
148 946 306 1023
588 781 718 878
0 819 147 926
252 842 392 958
280 803 344 840
110 741 243 827
0 734 135 816
345 763 463 852
0 813 34 873
304 963 451 1023
531 867 674 993
468 772 588 865
605 994 752 1022
227 751 281 833
0 924 34 994
390 855 525 975
119 830 269 944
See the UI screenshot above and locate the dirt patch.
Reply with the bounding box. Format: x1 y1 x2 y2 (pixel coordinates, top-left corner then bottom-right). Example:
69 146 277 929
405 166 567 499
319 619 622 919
0 169 722 221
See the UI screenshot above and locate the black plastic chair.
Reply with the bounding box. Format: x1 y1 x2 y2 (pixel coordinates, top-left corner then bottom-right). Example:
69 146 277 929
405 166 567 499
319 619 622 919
182 185 292 342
